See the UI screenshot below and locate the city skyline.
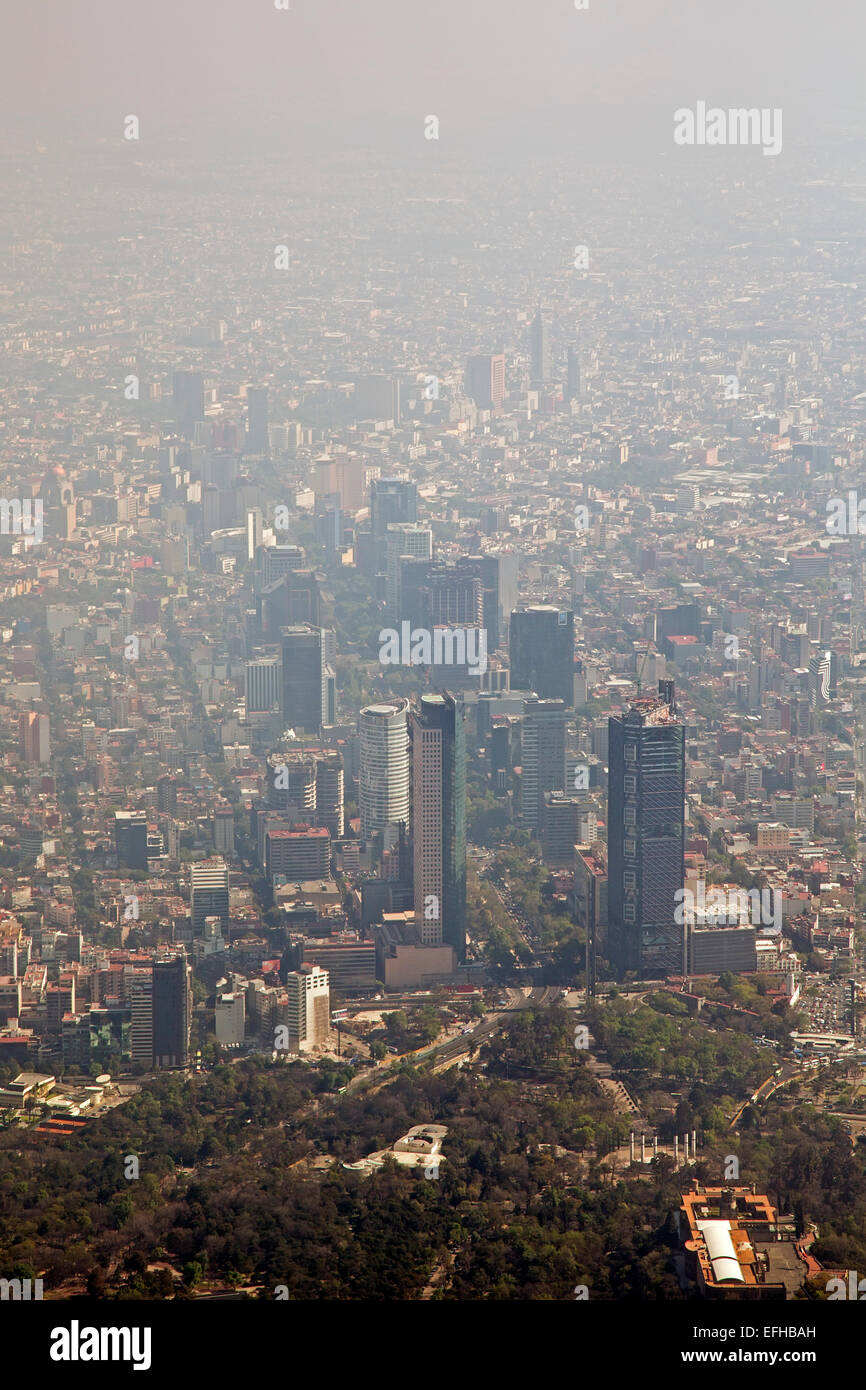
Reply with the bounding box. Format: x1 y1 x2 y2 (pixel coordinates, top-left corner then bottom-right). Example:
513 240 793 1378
1 0 865 1331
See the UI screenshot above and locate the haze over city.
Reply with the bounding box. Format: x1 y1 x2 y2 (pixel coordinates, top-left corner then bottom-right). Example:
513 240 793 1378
0 0 865 1364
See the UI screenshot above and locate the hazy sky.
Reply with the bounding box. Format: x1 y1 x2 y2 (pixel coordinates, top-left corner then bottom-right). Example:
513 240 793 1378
2 0 864 156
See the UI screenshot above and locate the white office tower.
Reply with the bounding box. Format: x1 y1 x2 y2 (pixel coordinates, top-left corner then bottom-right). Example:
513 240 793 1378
190 858 230 935
320 627 337 664
521 699 567 828
245 507 264 563
128 968 153 1066
285 965 330 1053
385 522 432 614
359 699 411 840
215 990 246 1046
246 656 281 715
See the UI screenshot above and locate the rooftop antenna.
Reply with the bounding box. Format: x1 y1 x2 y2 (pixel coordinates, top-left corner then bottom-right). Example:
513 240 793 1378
635 644 652 696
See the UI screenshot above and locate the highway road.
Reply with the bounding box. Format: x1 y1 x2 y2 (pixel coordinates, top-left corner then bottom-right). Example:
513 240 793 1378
729 1062 799 1127
339 985 559 1095
412 985 559 1069
484 874 539 963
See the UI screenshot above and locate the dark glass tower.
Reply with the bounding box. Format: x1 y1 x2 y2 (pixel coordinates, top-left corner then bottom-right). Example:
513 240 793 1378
567 345 581 399
607 683 685 977
529 305 549 383
371 478 418 547
411 692 466 961
280 625 326 733
152 954 191 1069
510 606 574 703
172 371 205 430
114 811 148 871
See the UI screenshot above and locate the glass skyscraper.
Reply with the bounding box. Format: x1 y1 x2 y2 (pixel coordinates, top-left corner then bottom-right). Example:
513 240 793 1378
280 625 327 733
411 692 466 961
607 683 685 977
529 305 549 383
510 605 574 703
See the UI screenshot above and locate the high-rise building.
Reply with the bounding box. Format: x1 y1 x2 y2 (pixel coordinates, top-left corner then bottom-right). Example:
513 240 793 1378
213 804 235 856
286 571 322 628
808 649 837 708
315 753 345 840
265 750 318 818
215 990 246 1046
399 553 517 654
465 354 506 410
288 935 377 991
520 699 566 828
114 811 148 872
316 493 343 555
258 572 322 635
474 552 519 651
265 825 330 881
352 375 401 424
567 346 581 399
607 684 686 977
399 559 485 632
510 606 574 703
529 306 549 383
410 692 466 960
157 775 178 815
172 371 205 430
386 523 433 615
245 386 269 452
359 699 411 840
62 1013 92 1069
246 655 282 715
281 625 327 733
284 965 330 1053
161 817 181 861
574 843 606 998
128 969 154 1067
152 954 191 1069
245 506 264 563
19 712 49 765
12 645 37 680
313 455 364 511
46 979 75 1033
190 858 230 936
540 792 587 868
258 544 306 586
370 477 418 554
